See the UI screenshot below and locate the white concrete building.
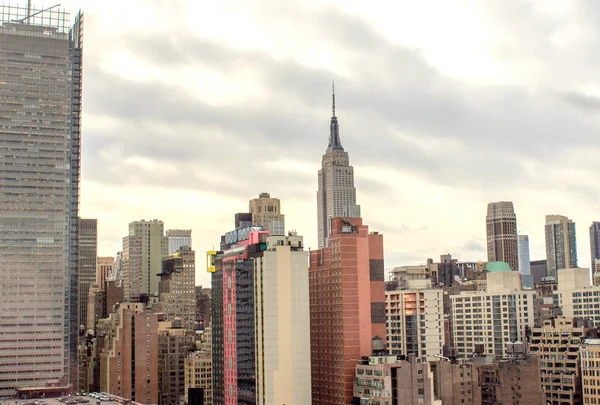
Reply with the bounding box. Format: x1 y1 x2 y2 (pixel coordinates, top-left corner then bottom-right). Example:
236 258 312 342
385 288 443 362
451 270 535 359
254 233 311 405
555 267 600 326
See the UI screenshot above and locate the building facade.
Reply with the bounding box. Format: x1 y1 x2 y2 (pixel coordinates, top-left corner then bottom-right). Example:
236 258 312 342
486 201 519 272
450 271 535 359
556 268 600 326
316 88 360 248
122 219 168 301
545 215 578 280
385 288 444 361
158 320 195 405
166 229 192 255
580 339 600 405
0 5 83 394
97 257 114 290
309 217 385 405
159 246 196 329
185 351 212 405
529 317 598 405
79 218 98 331
249 193 285 235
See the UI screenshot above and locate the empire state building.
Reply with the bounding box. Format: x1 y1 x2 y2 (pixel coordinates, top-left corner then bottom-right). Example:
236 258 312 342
317 85 361 248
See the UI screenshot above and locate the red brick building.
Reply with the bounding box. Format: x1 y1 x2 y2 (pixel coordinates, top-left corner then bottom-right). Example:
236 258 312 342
309 217 385 405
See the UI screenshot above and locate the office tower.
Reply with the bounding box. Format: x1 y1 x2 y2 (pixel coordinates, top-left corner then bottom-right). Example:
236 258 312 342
0 5 83 395
317 86 360 248
530 317 598 405
353 339 435 405
185 351 212 405
309 217 385 405
590 222 600 274
96 257 114 290
385 288 443 361
210 220 311 405
166 229 192 255
486 201 519 271
518 235 533 287
249 192 285 235
530 259 548 285
78 218 98 330
159 246 196 329
545 215 578 279
122 219 168 301
158 320 195 405
101 303 159 404
450 270 535 358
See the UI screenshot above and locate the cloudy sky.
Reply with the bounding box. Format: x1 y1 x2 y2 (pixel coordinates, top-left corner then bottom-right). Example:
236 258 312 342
62 0 600 286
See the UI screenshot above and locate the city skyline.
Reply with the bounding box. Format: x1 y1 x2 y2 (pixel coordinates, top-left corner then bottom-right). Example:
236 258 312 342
54 0 600 286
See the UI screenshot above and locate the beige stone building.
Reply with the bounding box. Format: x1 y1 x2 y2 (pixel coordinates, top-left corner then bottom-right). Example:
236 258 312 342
255 233 311 405
530 317 598 405
185 351 212 405
385 288 444 361
159 246 196 329
249 192 285 235
158 320 195 405
97 256 114 290
486 201 519 272
450 270 535 359
580 339 600 404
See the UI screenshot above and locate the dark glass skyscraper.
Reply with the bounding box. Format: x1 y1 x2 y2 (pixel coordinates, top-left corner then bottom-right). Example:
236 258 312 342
590 222 600 274
0 4 83 395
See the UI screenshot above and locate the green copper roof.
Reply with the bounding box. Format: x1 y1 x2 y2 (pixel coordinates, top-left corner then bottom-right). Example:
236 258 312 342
485 261 512 272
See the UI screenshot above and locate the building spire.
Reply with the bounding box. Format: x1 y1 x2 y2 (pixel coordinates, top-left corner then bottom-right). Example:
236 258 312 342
327 82 344 153
332 81 336 117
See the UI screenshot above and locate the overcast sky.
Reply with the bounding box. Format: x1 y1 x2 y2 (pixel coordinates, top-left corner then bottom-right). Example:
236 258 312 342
62 0 600 286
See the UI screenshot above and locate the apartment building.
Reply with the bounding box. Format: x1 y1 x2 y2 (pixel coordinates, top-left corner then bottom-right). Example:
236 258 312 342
580 339 600 405
450 269 535 358
385 288 444 361
185 351 212 405
556 268 600 326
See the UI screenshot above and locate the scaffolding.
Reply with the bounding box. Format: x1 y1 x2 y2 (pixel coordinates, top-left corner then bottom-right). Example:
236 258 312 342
0 2 70 33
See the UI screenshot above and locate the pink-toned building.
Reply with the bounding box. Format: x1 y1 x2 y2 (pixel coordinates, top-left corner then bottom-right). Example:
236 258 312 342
309 217 386 405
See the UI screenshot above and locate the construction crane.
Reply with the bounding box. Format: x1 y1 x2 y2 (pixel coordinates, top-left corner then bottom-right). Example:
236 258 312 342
12 1 61 24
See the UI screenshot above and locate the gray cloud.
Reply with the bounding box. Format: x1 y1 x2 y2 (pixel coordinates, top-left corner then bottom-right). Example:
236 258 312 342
463 239 486 253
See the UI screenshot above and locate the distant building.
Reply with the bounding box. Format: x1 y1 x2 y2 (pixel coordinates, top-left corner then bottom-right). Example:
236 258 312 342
97 257 114 290
185 351 212 405
195 286 211 328
159 246 196 329
158 320 195 405
580 339 600 405
518 235 533 288
317 87 361 248
79 219 98 331
391 264 431 289
450 267 535 359
432 360 481 405
590 222 600 276
122 219 168 301
385 288 443 361
310 217 385 405
166 229 192 255
530 259 548 286
545 215 578 279
529 317 598 405
429 254 459 286
249 193 285 235
486 201 519 272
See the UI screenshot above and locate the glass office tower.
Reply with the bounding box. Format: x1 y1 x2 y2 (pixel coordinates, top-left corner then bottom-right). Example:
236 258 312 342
0 4 83 395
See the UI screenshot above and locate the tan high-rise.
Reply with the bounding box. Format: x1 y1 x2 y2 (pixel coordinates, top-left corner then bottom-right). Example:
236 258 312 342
249 192 285 235
486 201 519 271
545 214 578 279
96 257 114 290
159 246 196 329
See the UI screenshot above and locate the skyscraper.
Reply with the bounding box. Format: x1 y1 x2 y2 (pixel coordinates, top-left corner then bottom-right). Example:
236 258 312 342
166 229 192 255
249 192 285 235
122 219 168 301
159 246 196 329
309 217 385 405
0 4 83 395
590 222 600 274
486 201 519 271
518 234 533 288
317 85 360 248
78 219 98 331
545 215 577 279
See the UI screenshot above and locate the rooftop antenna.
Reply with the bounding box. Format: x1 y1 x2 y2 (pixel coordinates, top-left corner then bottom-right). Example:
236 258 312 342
332 81 336 117
14 2 61 24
